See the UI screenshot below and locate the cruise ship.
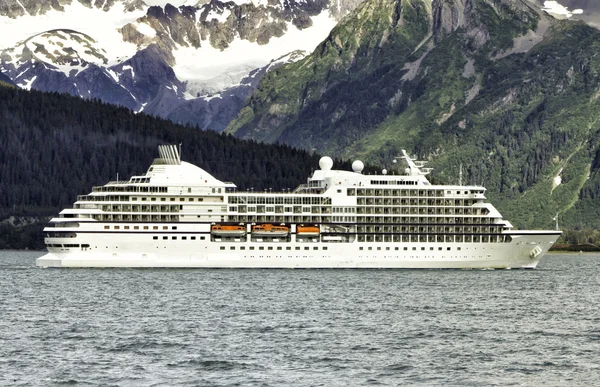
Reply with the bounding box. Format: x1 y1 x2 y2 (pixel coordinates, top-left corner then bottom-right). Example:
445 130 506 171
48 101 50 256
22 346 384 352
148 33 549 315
36 145 561 269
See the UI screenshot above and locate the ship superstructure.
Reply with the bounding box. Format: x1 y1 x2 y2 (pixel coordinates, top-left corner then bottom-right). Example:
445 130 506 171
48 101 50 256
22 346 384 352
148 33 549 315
37 145 561 268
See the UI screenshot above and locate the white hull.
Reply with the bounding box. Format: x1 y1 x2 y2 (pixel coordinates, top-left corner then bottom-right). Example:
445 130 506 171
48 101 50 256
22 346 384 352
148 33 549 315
37 232 559 269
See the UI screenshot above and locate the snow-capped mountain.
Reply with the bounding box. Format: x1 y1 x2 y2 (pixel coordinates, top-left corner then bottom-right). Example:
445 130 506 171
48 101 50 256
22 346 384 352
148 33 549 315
0 0 361 130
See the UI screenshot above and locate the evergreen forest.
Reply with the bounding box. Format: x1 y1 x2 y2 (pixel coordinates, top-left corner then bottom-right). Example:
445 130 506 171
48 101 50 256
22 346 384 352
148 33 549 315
0 82 358 249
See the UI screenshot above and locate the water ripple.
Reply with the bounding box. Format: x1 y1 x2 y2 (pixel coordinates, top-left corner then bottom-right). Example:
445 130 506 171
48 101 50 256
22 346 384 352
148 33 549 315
1 251 599 386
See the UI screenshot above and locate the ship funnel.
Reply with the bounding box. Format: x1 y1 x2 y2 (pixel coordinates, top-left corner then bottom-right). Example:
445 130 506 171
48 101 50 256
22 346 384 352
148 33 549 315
158 145 181 165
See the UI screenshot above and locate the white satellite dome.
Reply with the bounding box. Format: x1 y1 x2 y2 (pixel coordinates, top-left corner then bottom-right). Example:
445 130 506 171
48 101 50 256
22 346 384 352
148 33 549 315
352 160 364 173
319 156 334 171
382 169 387 175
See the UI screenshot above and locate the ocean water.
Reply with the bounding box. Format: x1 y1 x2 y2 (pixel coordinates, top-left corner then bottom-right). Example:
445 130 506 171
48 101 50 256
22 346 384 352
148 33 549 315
1 251 599 386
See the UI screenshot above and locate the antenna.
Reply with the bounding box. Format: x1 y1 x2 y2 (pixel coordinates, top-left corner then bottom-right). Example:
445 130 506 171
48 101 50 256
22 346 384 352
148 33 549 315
459 164 463 186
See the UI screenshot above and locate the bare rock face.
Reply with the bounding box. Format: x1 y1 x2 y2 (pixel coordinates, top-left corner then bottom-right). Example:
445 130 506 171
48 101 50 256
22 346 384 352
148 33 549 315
0 0 143 17
0 71 14 85
123 0 331 51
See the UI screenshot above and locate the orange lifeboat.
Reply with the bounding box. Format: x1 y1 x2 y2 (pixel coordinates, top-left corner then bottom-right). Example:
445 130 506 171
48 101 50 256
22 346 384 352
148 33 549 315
211 224 246 237
297 225 320 236
251 224 289 237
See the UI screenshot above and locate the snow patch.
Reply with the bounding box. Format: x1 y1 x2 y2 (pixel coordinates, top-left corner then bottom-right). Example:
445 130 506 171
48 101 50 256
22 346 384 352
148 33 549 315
203 93 223 102
105 68 120 83
172 12 336 83
207 9 231 23
19 75 37 90
133 22 157 38
122 65 135 78
0 1 145 65
136 102 147 113
542 1 584 18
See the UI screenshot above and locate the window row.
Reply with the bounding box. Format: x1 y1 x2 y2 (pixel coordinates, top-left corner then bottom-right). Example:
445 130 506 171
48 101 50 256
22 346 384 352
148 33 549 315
152 236 206 241
228 196 331 205
219 246 329 251
350 189 484 197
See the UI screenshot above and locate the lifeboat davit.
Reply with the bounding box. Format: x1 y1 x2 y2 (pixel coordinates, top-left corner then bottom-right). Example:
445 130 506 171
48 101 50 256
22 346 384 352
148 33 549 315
297 225 320 236
251 224 289 237
211 224 246 237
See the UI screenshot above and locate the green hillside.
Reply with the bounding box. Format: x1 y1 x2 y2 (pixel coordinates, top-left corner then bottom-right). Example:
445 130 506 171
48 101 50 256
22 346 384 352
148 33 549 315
227 0 600 230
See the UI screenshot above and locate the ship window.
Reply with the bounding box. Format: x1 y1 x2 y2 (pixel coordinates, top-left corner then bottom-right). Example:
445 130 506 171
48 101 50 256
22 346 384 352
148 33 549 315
170 198 175 201
132 197 137 201
404 247 408 251
163 236 168 240
395 247 399 251
182 236 187 240
142 198 147 201
240 247 245 250
220 247 225 250
189 198 193 201
286 247 291 250
191 237 196 240
180 198 185 202
161 198 166 201
295 247 300 250
421 247 425 251
386 247 390 251
163 226 168 230
124 226 129 230
323 247 328 251
377 247 381 251
250 247 254 250
144 226 149 230
313 247 318 250
230 247 235 250
172 226 177 230
172 236 177 240
201 236 205 240
153 236 158 240
114 226 120 230
268 247 273 250
104 226 109 230
447 247 451 251
305 247 309 250
188 188 192 193
368 247 372 251
457 247 461 251
151 198 156 201
412 247 416 250
277 247 282 250
259 247 264 250
359 247 363 250
134 226 139 230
